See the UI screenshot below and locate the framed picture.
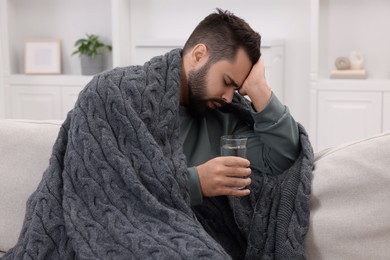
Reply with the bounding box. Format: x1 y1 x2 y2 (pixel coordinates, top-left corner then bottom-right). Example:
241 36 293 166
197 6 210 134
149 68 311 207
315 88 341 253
24 39 61 74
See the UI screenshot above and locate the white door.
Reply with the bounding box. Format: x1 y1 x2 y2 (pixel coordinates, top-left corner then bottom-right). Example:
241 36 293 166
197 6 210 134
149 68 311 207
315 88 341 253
317 91 382 151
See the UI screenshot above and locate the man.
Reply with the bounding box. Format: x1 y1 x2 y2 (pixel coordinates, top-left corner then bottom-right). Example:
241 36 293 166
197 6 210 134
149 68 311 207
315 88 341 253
177 10 308 259
3 9 312 260
178 10 300 206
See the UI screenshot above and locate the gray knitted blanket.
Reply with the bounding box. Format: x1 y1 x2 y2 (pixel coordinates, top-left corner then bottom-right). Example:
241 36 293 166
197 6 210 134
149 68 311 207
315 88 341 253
3 49 313 259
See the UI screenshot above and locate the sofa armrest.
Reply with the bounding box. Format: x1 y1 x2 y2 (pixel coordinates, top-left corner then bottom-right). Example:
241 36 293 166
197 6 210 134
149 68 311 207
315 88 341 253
306 132 390 259
0 120 62 253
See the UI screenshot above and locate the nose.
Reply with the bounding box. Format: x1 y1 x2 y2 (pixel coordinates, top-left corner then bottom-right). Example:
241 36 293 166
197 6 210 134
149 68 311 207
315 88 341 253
221 88 235 104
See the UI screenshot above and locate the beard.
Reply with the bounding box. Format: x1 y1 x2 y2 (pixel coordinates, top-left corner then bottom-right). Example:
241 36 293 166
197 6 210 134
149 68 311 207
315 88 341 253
187 61 225 118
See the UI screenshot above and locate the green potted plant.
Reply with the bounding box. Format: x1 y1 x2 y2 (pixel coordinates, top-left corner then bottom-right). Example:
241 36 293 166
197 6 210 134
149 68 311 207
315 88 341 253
72 33 112 75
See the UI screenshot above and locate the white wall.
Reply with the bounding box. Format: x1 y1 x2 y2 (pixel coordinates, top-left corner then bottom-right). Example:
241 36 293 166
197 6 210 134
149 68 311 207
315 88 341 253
0 1 6 118
129 0 311 128
321 0 390 79
0 42 4 118
8 0 112 75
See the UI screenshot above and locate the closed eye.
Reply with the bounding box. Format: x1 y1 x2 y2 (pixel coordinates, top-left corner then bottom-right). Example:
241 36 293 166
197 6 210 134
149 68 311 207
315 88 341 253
225 80 240 90
224 76 241 90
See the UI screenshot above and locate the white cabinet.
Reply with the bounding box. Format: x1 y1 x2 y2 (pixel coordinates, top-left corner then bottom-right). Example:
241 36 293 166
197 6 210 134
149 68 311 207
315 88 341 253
62 87 84 119
312 80 390 151
10 86 61 120
5 75 91 120
317 90 383 151
310 0 390 151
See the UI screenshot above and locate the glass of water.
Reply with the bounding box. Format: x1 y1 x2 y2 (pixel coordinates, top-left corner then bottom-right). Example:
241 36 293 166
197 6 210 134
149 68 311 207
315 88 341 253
220 135 248 189
220 135 248 158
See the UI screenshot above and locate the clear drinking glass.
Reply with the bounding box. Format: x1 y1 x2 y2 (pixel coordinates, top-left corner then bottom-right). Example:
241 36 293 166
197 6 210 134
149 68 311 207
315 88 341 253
220 135 248 189
220 135 247 158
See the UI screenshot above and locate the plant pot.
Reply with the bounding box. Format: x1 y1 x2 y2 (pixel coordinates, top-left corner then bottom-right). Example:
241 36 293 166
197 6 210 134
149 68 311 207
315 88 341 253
80 54 104 75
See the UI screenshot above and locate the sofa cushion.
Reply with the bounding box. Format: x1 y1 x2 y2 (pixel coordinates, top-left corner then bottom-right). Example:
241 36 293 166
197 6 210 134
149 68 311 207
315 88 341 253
306 132 390 259
0 120 62 253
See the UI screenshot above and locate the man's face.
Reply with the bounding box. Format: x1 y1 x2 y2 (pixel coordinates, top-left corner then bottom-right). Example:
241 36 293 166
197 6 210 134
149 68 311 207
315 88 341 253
186 48 252 118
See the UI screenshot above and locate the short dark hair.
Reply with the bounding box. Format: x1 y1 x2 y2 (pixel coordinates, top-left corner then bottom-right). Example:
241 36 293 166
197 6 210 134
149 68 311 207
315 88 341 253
182 8 261 65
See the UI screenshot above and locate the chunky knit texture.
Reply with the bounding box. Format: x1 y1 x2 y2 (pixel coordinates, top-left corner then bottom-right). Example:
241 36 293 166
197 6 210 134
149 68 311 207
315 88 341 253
194 94 314 260
2 48 313 260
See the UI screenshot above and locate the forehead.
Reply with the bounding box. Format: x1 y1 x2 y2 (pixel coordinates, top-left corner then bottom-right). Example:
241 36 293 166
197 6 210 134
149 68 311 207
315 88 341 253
209 48 252 85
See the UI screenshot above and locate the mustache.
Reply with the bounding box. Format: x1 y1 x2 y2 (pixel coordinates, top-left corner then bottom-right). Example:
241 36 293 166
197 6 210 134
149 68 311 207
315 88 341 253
204 98 228 107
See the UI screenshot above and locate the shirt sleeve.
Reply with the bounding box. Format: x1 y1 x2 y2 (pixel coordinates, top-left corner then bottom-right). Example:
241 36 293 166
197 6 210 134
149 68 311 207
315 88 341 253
235 92 301 175
187 166 203 206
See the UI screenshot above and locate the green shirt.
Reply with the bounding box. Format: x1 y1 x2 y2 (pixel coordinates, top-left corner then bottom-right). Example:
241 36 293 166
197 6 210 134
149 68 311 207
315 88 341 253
179 93 301 205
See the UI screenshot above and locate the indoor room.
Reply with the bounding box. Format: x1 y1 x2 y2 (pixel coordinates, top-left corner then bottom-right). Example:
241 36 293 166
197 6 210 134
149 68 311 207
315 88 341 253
0 0 389 259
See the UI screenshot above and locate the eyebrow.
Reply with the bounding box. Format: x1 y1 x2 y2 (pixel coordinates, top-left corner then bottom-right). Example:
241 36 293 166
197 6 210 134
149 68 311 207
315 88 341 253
226 75 241 90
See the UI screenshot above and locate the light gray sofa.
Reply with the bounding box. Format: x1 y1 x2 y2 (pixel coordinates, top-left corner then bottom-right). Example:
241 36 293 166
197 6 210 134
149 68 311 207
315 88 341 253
1 119 389 259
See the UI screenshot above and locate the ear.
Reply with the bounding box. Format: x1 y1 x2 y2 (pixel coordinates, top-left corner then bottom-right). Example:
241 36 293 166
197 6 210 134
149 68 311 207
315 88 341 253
190 44 208 66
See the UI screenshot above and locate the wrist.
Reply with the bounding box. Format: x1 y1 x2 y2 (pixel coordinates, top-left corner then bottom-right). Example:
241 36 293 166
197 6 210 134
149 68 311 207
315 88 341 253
188 167 203 206
247 84 272 112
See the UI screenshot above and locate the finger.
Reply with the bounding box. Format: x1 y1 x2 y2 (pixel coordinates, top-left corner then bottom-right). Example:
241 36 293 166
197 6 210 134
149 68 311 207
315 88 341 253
230 176 251 187
220 156 250 167
223 187 251 197
222 176 251 189
225 167 251 177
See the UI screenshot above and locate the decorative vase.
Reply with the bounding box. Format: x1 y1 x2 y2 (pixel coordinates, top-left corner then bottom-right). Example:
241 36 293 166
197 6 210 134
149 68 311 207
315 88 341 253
349 51 364 70
80 54 104 75
335 57 351 70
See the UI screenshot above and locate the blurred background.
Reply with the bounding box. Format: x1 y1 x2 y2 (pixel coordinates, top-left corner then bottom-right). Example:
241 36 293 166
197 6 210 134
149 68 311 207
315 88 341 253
0 0 389 151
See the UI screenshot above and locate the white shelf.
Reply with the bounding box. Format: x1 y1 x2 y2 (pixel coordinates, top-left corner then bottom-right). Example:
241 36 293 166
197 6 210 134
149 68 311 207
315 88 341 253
316 0 390 80
310 0 390 151
316 79 390 91
6 74 93 86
